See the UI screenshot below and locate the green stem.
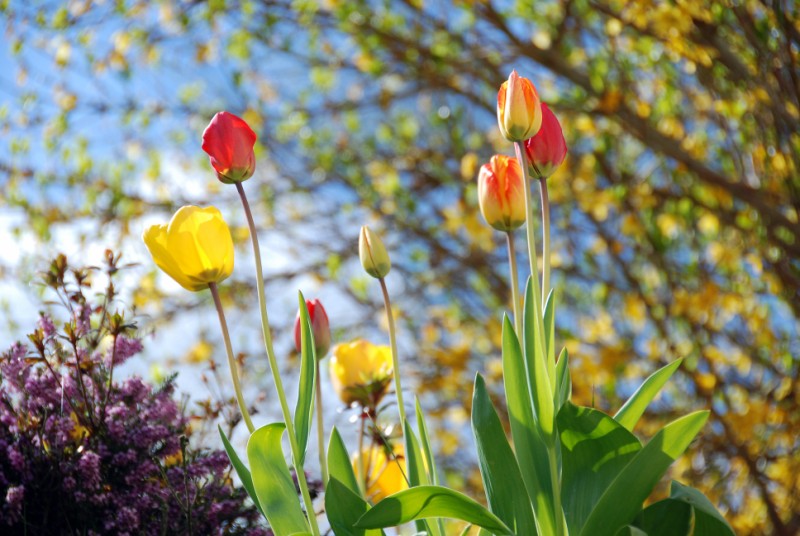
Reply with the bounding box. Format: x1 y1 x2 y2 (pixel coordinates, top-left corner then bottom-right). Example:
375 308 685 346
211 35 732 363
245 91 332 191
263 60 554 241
538 177 551 307
506 231 523 337
548 445 565 536
357 412 366 495
513 142 546 346
209 282 255 434
235 182 321 536
315 359 328 483
379 277 406 428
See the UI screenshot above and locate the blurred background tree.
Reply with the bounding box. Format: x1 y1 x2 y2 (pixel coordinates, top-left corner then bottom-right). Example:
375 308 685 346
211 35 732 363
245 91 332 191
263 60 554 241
1 1 798 534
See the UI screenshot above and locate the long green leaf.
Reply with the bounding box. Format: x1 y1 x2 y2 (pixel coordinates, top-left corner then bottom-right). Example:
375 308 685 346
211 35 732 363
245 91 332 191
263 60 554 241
294 292 317 465
669 480 735 536
558 402 642 534
472 373 539 536
402 420 439 536
327 427 360 495
615 527 648 536
613 359 683 432
247 423 310 536
416 398 446 536
523 278 555 438
218 425 263 516
632 498 692 536
580 410 710 536
543 288 556 392
501 315 556 536
326 477 385 536
555 348 571 411
354 486 513 535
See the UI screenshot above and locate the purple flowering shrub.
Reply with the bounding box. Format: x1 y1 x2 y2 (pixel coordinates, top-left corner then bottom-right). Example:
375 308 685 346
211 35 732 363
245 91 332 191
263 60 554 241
0 252 267 535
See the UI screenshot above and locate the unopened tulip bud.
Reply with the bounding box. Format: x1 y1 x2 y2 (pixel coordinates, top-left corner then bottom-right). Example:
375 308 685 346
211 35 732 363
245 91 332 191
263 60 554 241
524 103 567 179
478 155 526 232
294 298 332 359
359 226 391 279
497 70 542 142
201 111 257 184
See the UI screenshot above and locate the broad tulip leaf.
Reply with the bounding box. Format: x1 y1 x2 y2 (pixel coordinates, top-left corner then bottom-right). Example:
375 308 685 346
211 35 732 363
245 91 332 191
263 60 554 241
218 425 263 516
523 278 555 438
614 359 683 432
326 477 385 536
555 347 571 411
558 402 642 535
501 315 557 536
354 486 513 535
472 373 539 536
615 527 648 536
543 288 556 391
632 498 692 536
327 427 360 495
294 292 317 465
669 480 734 536
247 423 310 536
580 411 710 536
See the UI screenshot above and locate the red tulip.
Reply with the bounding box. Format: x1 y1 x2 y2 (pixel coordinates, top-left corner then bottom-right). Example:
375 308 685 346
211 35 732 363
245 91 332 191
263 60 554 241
294 299 331 359
524 103 567 179
201 111 257 184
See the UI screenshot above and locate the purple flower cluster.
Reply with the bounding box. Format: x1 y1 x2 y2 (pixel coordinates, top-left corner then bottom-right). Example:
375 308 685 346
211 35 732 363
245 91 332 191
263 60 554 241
0 259 268 535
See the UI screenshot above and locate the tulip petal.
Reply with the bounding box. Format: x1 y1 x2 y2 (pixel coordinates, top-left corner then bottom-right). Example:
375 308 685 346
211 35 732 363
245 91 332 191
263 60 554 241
143 224 198 291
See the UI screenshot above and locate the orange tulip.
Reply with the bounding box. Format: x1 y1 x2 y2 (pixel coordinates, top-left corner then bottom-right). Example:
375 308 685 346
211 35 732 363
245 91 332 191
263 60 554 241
497 70 542 142
477 155 526 232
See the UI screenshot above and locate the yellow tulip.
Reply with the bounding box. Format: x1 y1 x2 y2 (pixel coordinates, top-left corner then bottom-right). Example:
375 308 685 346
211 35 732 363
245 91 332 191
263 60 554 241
353 444 408 503
329 339 393 406
143 206 234 292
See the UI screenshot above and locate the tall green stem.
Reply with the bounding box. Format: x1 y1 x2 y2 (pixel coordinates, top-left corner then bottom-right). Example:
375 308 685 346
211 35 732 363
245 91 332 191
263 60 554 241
315 359 328 483
209 282 255 434
379 277 406 428
235 182 321 536
506 231 523 337
538 177 551 307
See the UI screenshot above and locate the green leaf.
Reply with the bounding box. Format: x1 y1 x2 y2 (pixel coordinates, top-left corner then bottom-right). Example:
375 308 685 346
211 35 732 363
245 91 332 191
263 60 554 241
543 288 556 392
218 425 263 516
632 498 692 536
501 315 557 536
294 291 317 465
614 359 683 432
615 527 648 536
327 427 360 495
354 485 513 535
402 420 439 536
558 402 642 535
523 278 555 438
669 480 735 536
326 477 385 536
579 411 710 536
555 348 571 411
247 423 310 536
416 399 446 536
472 373 539 536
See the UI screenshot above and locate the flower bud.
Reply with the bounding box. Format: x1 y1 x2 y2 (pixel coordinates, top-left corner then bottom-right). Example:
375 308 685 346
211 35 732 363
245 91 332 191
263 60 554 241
524 103 567 179
294 298 332 359
497 70 542 142
201 111 257 184
329 339 393 406
143 206 234 292
477 155 526 232
359 226 391 279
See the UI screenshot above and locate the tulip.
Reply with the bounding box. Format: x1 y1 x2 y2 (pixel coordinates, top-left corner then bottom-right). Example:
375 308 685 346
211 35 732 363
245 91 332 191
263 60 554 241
294 298 332 359
477 155 526 232
329 339 393 406
201 111 257 184
359 226 391 279
142 206 234 292
497 70 542 142
353 444 408 503
524 103 567 179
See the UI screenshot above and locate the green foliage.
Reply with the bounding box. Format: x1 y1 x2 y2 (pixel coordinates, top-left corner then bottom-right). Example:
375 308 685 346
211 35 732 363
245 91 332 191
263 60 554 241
294 292 317 465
